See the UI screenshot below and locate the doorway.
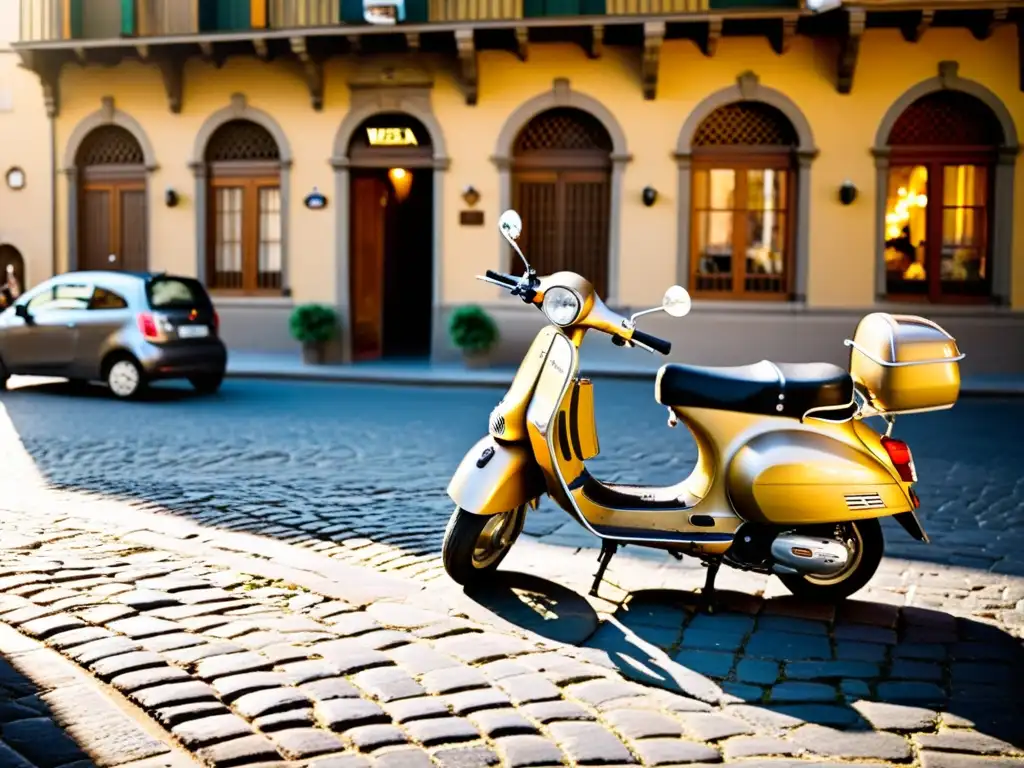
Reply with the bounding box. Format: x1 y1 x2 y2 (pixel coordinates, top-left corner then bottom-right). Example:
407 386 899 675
76 125 149 273
348 113 435 360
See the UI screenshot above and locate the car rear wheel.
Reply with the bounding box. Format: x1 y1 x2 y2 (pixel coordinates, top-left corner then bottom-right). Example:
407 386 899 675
106 357 145 400
189 372 224 395
0 358 7 390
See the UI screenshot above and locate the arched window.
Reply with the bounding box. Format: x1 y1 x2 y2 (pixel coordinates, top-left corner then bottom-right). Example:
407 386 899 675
76 125 148 272
689 102 798 300
511 108 613 297
882 91 1003 302
204 120 282 294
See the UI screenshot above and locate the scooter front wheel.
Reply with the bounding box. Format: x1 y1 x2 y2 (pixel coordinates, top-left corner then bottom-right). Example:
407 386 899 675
776 518 884 603
442 505 526 585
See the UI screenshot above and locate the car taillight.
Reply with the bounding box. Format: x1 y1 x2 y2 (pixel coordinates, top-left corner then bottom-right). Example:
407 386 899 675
136 312 160 341
881 437 917 483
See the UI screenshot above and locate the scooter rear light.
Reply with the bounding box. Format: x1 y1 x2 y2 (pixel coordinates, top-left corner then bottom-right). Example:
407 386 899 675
881 437 917 483
136 312 160 341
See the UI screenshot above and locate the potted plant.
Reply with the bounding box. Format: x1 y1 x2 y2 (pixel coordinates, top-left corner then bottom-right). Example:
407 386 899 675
289 304 338 364
449 304 498 367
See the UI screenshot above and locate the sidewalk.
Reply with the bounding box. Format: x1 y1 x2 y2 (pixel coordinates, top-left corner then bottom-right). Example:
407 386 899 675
226 351 1024 397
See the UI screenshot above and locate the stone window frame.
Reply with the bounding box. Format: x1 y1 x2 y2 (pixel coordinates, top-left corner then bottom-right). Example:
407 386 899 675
329 86 449 363
675 72 818 304
62 97 158 272
872 62 1019 306
492 78 631 305
190 94 294 299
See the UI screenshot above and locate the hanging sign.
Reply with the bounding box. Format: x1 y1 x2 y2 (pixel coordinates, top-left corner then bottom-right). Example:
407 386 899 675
366 127 418 147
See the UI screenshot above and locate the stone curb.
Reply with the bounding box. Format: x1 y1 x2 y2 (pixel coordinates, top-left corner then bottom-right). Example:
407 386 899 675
223 365 1024 398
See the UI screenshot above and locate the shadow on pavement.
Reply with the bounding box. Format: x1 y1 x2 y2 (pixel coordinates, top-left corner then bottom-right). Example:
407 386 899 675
463 572 1024 749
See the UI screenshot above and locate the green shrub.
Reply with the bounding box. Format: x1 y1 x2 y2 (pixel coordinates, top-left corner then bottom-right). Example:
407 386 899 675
449 305 498 355
289 304 338 344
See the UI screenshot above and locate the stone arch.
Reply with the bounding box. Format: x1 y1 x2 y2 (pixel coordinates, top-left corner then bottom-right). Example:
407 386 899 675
191 94 293 294
62 97 158 171
871 62 1019 304
492 79 631 302
330 87 449 362
62 97 157 271
675 73 818 301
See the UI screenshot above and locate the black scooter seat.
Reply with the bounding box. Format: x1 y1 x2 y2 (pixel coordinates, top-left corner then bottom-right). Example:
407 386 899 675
655 360 854 420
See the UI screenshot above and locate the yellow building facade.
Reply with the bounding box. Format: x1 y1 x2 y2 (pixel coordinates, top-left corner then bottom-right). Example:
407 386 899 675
11 0 1024 375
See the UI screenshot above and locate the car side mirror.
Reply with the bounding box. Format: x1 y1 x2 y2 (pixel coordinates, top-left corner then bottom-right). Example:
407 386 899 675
14 304 30 321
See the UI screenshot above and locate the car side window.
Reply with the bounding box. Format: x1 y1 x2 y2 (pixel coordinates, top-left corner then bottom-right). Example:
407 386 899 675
89 287 129 310
27 284 92 313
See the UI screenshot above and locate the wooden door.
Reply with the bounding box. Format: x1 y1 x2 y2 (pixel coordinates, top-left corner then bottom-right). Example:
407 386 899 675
350 175 388 360
81 180 147 272
513 169 610 296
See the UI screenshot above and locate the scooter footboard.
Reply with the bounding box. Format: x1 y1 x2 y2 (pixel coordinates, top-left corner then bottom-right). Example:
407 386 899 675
447 435 546 515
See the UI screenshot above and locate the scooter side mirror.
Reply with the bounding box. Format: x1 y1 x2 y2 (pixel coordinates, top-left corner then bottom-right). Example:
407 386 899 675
662 285 691 318
498 210 522 241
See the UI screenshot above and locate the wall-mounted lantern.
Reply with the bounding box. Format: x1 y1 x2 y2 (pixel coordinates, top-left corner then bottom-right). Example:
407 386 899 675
462 186 480 207
839 180 857 206
165 188 179 207
642 186 658 207
305 187 328 209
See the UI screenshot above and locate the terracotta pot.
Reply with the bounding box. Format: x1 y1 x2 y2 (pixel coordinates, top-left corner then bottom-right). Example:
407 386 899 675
463 350 491 369
301 342 325 365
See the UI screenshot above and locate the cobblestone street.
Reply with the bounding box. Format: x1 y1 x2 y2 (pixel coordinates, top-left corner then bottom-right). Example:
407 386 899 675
0 377 1023 767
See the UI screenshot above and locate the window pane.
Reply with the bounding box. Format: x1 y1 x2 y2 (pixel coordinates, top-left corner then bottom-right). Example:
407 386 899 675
942 164 986 207
213 186 244 290
746 211 786 274
746 169 787 212
884 165 929 292
258 187 282 290
708 169 735 210
694 210 733 292
89 287 128 310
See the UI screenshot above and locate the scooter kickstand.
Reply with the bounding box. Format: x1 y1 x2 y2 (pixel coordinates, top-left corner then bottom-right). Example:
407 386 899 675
697 558 721 615
590 542 618 598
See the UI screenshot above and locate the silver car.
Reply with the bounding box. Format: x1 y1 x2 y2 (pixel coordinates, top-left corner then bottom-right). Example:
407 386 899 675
0 271 227 399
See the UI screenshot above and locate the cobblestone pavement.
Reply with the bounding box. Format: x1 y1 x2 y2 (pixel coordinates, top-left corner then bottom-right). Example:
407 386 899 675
1 378 1023 765
1 492 1023 768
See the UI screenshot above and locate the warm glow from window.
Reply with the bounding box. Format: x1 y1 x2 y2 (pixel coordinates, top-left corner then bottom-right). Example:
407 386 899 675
388 168 411 202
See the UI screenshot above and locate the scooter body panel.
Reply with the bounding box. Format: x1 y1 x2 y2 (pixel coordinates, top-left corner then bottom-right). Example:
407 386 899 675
526 333 740 553
447 434 546 515
727 428 913 526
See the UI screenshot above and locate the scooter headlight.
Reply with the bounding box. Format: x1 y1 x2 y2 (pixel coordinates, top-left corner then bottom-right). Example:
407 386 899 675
542 287 581 326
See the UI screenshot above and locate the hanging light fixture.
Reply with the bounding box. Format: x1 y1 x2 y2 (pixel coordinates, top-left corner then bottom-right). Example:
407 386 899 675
388 168 412 202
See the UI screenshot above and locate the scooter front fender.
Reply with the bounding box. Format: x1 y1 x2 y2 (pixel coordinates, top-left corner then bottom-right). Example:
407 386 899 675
447 435 546 515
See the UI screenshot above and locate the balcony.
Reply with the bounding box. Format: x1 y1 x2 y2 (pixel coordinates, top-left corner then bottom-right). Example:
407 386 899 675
13 0 1017 119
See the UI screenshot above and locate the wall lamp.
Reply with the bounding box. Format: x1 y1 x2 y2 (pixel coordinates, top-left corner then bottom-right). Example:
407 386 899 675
642 186 658 207
839 180 857 206
165 188 179 207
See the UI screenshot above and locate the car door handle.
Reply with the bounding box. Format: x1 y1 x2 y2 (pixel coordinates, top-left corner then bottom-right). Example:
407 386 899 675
66 322 76 328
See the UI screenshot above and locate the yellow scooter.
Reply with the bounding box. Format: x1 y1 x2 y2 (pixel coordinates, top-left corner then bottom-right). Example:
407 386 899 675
444 210 964 606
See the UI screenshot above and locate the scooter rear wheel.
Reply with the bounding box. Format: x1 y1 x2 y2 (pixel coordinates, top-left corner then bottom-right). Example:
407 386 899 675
776 518 884 603
442 505 526 585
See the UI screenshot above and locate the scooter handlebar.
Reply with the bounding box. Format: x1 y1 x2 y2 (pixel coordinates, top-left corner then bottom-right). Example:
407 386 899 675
485 270 518 287
631 329 672 355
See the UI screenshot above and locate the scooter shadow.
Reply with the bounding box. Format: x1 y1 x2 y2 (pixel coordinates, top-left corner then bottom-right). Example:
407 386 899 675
459 573 1024 746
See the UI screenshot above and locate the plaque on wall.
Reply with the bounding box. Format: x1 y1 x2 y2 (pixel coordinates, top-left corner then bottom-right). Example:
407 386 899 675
460 210 484 226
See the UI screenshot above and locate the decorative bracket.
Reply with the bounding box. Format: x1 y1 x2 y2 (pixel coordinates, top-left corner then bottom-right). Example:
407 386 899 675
156 55 184 113
901 9 934 42
18 51 62 118
589 24 604 58
73 47 87 64
405 32 420 51
455 28 478 106
198 40 224 68
515 27 528 61
642 21 665 100
702 17 722 57
770 17 796 55
971 7 1008 40
836 8 865 94
253 38 269 60
135 43 149 61
289 37 324 111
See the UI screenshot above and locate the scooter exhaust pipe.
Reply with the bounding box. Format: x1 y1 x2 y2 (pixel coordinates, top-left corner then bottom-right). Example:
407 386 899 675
770 534 850 577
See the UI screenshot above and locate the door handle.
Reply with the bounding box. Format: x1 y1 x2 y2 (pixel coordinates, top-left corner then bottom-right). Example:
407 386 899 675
66 322 76 328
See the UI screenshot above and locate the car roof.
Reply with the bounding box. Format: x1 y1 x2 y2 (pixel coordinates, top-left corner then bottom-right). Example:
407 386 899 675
56 271 201 286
